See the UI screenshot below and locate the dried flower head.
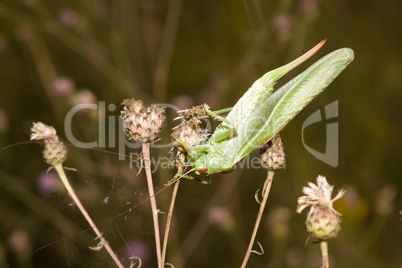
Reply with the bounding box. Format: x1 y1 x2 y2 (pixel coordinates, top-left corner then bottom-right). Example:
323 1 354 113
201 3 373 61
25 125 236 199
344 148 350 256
259 134 286 171
172 118 208 153
30 122 67 166
177 104 210 120
121 98 165 143
297 175 345 241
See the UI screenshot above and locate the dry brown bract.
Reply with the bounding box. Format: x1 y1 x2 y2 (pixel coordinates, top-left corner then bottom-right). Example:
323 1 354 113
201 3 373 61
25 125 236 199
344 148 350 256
121 98 165 143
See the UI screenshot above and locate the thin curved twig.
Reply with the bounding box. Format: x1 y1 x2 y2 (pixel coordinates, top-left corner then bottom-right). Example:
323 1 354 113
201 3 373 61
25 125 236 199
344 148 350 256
241 171 275 268
250 241 264 255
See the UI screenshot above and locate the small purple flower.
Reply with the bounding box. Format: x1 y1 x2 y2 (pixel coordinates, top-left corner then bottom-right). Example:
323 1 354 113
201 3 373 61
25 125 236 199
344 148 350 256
36 171 61 197
51 77 75 97
208 206 230 226
58 8 79 27
121 240 152 264
8 229 31 254
274 14 292 40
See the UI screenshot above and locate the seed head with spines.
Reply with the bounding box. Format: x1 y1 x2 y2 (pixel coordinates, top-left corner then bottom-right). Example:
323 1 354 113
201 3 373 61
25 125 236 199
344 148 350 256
172 118 208 153
30 122 67 166
121 98 165 143
177 104 210 120
259 134 286 171
297 175 345 241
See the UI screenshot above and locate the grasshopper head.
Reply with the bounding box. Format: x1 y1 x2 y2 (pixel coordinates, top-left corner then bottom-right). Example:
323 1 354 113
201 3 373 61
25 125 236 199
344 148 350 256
194 153 234 175
194 155 208 174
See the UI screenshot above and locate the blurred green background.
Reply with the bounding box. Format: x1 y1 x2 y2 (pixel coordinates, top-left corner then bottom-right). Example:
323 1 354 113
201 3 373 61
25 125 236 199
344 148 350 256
0 0 401 267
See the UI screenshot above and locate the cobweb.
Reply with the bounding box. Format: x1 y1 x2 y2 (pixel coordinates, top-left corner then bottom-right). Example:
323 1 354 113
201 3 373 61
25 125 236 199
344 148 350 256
26 115 179 267
3 101 271 268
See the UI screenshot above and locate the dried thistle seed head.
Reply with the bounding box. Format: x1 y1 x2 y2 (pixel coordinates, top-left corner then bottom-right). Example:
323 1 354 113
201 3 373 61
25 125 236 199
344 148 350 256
177 104 210 120
172 118 208 153
297 175 345 241
146 105 166 141
30 122 67 166
259 134 286 171
121 98 166 143
121 98 146 114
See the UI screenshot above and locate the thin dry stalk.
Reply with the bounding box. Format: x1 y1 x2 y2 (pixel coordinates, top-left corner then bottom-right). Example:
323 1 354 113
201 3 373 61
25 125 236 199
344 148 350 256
161 153 185 266
54 164 124 268
153 0 183 101
142 143 162 267
241 171 275 268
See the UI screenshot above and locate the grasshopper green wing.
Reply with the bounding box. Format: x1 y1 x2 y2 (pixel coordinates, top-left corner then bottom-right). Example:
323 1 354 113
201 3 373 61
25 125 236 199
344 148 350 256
225 47 354 166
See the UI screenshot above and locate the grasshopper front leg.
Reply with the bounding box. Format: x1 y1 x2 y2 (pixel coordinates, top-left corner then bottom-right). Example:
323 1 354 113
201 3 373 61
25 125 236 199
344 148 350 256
178 104 236 133
178 104 232 121
204 104 235 129
177 104 238 144
204 104 239 144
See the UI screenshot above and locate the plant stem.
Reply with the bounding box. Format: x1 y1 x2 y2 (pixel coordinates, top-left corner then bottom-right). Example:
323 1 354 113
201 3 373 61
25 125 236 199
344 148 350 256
241 171 275 268
142 143 162 267
153 0 182 102
53 164 124 268
320 240 329 268
161 153 184 266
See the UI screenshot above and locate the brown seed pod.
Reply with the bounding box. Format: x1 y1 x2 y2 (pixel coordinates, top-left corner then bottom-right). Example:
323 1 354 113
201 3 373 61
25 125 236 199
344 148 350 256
259 134 286 171
121 98 166 143
177 104 210 120
172 118 208 153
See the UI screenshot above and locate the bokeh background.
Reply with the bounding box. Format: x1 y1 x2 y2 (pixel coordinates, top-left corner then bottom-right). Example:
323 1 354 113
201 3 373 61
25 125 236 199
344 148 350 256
0 0 401 267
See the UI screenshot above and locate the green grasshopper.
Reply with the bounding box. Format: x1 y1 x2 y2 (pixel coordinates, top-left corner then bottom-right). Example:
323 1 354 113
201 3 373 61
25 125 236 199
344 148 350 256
175 39 354 183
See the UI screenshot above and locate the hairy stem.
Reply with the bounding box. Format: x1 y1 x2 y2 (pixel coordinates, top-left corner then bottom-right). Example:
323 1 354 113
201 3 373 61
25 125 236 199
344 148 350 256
241 171 275 268
54 164 124 268
142 143 162 267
